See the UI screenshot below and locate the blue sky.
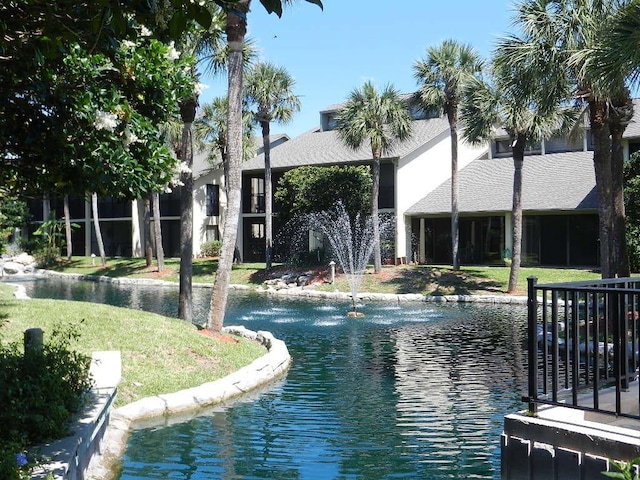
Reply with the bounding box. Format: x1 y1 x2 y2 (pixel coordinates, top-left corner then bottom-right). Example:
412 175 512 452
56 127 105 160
199 0 516 138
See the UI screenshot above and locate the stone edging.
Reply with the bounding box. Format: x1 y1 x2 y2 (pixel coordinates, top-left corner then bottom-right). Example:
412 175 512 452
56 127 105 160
37 269 528 305
85 326 291 480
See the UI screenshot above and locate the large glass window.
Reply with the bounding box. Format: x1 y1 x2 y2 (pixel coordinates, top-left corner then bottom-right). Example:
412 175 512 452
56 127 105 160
379 163 395 209
96 197 131 218
251 177 265 213
206 184 220 217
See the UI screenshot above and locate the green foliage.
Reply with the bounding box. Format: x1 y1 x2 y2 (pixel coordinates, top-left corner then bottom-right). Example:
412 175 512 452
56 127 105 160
275 165 372 226
0 322 92 479
603 457 640 479
2 12 198 198
624 152 640 271
31 213 73 268
200 240 222 257
0 196 30 254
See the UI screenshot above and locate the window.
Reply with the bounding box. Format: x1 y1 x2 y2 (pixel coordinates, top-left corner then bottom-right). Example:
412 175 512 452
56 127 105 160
545 135 583 153
251 177 265 213
206 184 219 217
492 138 541 157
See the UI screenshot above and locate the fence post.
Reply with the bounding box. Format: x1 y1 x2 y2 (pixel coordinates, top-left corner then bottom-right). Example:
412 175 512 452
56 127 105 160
527 276 538 415
24 328 43 354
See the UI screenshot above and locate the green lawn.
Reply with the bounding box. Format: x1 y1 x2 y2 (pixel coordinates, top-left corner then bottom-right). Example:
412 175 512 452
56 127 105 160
0 283 265 407
46 256 603 295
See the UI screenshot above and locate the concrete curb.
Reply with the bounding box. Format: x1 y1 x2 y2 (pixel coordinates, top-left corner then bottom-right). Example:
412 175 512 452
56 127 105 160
37 269 527 305
85 326 291 480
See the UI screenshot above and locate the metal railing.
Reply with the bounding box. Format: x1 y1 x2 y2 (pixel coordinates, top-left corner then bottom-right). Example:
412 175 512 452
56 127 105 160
526 276 640 419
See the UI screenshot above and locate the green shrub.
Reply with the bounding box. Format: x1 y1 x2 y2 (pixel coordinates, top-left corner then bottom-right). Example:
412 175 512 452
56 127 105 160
32 244 61 268
0 322 92 479
200 240 222 258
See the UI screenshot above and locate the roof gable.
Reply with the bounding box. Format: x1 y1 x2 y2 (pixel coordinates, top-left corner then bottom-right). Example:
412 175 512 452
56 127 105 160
406 151 597 215
242 116 450 172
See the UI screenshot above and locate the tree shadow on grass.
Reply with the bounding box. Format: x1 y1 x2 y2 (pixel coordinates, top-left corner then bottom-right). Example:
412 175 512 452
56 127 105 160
382 266 504 296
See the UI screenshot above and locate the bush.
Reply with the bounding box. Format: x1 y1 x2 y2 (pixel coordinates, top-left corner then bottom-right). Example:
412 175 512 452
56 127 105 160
200 240 222 258
0 322 92 479
31 244 61 268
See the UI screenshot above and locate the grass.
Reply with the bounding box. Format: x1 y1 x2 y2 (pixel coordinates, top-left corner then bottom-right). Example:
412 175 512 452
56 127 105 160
46 256 603 296
0 283 265 407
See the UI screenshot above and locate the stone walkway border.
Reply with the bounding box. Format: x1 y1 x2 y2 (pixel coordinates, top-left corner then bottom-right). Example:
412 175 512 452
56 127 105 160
38 269 529 305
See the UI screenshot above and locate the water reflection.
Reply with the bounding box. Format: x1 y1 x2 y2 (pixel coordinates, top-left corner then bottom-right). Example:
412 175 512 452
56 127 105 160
10 277 527 479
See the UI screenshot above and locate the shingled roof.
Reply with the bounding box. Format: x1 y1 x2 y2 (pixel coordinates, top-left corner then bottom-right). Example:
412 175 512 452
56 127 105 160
242 116 450 172
406 150 598 215
624 98 640 139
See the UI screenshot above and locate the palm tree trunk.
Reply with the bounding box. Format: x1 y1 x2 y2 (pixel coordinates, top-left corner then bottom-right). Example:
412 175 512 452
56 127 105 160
262 120 273 270
63 194 72 260
371 155 382 273
178 99 196 322
91 192 106 267
152 191 165 272
449 110 460 270
508 137 525 293
144 195 153 267
208 3 249 332
610 95 632 277
590 99 614 278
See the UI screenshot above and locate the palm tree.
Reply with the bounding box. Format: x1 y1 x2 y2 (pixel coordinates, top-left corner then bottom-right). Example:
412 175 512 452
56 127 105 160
194 96 256 194
413 39 483 271
245 61 300 270
207 0 323 333
461 51 575 293
501 0 631 278
336 81 412 274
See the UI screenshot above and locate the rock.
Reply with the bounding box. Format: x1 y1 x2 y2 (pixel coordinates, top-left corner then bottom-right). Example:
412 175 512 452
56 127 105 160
14 252 35 265
2 261 23 274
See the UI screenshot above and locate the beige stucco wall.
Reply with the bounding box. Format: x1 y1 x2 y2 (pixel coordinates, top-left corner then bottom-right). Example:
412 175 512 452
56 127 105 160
193 168 225 257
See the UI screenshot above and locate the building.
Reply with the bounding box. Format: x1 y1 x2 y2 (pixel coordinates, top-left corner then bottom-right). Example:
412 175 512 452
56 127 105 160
25 99 640 267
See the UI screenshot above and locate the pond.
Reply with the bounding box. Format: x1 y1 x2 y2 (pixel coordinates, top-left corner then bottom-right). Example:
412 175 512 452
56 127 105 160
12 277 528 479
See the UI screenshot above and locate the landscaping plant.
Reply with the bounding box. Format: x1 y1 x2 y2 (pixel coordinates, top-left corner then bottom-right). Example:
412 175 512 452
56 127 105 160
0 321 92 479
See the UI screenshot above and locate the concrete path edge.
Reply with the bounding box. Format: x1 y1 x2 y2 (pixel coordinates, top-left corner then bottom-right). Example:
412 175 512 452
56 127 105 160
87 326 291 480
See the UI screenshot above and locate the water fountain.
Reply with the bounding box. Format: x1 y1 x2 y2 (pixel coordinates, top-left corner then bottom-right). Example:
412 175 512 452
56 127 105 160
305 202 391 317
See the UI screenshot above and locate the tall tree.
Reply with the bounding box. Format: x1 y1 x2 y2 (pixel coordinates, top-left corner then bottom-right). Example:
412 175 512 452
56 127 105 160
152 192 165 272
245 62 300 270
143 196 154 267
336 81 412 274
91 193 107 267
195 96 257 193
413 39 483 270
461 51 575 293
63 195 73 260
207 0 323 333
502 0 632 278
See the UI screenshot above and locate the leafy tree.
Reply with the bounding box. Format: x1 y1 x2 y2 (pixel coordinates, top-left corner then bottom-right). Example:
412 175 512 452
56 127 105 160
1 5 198 199
207 0 323 333
413 39 483 271
275 165 373 226
461 51 575 293
0 196 30 253
336 81 412 274
245 62 300 270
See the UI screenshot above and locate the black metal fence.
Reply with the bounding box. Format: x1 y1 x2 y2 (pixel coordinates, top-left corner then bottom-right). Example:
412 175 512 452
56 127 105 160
526 276 640 418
